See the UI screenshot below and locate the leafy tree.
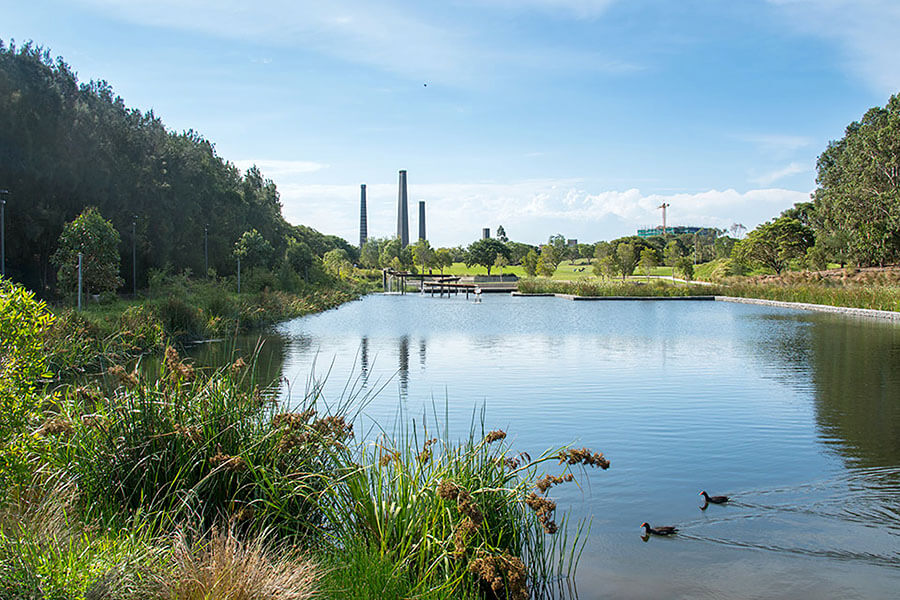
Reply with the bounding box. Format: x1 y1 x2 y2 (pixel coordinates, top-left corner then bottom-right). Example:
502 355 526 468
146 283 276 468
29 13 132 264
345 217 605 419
675 256 694 281
285 237 315 280
51 207 123 297
233 229 274 270
813 94 900 266
323 248 352 278
360 239 381 269
411 239 435 273
548 234 567 264
435 248 453 275
505 241 534 265
713 236 737 260
536 247 558 276
496 225 508 243
465 239 510 275
593 254 620 279
577 243 594 262
616 243 637 279
494 253 509 279
664 240 684 267
732 215 814 274
639 247 658 279
0 279 54 493
522 249 539 277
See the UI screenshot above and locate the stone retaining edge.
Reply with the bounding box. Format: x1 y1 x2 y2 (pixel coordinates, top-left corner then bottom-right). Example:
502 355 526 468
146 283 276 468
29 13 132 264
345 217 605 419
713 296 900 321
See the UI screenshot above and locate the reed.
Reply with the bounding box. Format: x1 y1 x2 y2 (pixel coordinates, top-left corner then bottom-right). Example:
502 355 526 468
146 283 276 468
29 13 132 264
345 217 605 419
517 277 714 297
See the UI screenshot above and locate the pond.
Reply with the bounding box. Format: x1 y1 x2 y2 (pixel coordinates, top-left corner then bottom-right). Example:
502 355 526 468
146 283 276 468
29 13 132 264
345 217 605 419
190 293 900 599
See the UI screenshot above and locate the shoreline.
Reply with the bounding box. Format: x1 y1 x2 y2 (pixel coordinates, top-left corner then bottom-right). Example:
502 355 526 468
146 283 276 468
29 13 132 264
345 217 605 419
510 291 900 321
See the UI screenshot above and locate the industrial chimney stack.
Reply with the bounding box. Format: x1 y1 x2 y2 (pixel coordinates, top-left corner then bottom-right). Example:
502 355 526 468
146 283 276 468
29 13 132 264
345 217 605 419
418 201 426 241
397 170 409 248
359 184 368 248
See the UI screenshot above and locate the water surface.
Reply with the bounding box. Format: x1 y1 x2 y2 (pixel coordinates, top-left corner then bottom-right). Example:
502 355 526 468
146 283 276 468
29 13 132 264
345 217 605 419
192 294 900 599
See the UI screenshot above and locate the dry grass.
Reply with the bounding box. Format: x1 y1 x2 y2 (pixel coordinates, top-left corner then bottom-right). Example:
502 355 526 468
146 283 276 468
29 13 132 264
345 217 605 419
159 527 321 600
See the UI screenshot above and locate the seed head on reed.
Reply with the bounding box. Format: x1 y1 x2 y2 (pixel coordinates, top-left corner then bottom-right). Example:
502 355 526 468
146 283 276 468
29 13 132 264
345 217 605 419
174 423 203 444
37 417 74 438
469 551 527 600
164 346 195 381
535 473 574 493
230 356 247 374
453 517 480 558
484 430 506 444
210 446 249 473
456 489 484 526
557 447 610 469
437 480 461 500
416 437 437 463
107 364 138 388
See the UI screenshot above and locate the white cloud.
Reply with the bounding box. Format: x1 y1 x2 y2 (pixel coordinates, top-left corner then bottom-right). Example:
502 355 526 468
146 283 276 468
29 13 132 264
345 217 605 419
232 159 328 178
738 134 813 155
750 162 809 186
274 179 810 246
768 0 900 94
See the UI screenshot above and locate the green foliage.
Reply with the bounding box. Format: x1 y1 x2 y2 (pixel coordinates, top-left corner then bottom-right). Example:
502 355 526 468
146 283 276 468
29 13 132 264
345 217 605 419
639 247 658 278
359 239 381 269
616 243 637 278
521 250 539 277
323 248 352 278
411 239 435 272
814 93 900 266
732 214 814 274
675 257 694 281
51 207 123 297
465 239 510 276
234 229 275 270
0 279 55 494
434 248 453 275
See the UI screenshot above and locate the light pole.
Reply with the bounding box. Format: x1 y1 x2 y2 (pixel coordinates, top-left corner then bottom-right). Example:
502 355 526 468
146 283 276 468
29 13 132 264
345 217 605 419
204 225 208 276
132 216 137 297
0 189 8 277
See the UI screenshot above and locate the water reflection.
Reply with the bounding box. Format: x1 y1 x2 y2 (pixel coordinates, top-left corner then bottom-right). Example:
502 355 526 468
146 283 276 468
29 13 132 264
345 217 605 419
809 317 900 468
398 335 409 399
360 336 369 379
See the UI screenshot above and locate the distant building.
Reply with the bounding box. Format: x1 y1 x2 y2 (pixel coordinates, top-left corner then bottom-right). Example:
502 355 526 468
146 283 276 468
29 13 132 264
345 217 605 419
482 228 490 239
418 201 426 241
637 226 709 238
567 238 577 247
397 170 409 248
359 184 367 248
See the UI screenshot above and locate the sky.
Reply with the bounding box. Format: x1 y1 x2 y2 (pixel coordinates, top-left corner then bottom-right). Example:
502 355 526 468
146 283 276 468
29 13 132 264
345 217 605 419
4 0 900 246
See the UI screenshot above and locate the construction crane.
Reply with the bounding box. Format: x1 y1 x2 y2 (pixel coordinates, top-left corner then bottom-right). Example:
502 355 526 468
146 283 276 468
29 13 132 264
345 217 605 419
658 202 670 236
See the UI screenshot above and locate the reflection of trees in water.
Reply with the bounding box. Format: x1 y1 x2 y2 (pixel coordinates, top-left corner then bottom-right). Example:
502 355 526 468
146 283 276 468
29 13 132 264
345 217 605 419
809 319 900 469
180 333 289 391
419 338 426 369
398 335 410 399
360 336 369 380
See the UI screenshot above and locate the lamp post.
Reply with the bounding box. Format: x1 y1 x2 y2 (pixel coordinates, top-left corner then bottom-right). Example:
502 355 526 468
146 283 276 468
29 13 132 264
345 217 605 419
132 217 137 297
0 189 8 277
204 225 209 276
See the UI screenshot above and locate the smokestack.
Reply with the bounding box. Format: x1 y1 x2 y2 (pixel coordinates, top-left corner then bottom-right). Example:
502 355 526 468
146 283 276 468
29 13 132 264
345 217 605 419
418 200 426 241
359 184 368 248
397 170 409 248
482 228 490 239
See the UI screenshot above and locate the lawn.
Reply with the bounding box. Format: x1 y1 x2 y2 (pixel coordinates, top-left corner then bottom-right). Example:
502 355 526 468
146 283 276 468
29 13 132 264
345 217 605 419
436 261 677 281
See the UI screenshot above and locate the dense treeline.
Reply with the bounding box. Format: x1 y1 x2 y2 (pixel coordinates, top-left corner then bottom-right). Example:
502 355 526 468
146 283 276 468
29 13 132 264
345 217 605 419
0 41 355 297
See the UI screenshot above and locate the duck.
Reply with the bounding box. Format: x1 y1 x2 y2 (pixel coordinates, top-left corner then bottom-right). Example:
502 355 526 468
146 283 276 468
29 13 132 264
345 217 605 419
640 522 678 536
699 491 729 504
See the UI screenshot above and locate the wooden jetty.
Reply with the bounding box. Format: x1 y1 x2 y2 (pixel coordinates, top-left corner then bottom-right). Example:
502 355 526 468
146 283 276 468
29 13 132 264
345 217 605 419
382 269 517 297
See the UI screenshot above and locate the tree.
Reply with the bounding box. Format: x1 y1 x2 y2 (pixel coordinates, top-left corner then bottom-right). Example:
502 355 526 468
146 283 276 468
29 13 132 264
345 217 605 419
616 243 637 279
285 238 315 280
506 241 534 265
465 239 510 275
52 207 123 296
360 239 382 269
435 248 453 275
732 215 814 274
233 229 274 270
494 253 509 280
380 238 402 269
323 248 352 278
593 254 619 279
548 234 567 264
675 256 694 281
813 94 900 266
639 247 658 279
496 225 508 243
411 239 435 273
536 248 558 277
664 240 684 268
522 249 539 277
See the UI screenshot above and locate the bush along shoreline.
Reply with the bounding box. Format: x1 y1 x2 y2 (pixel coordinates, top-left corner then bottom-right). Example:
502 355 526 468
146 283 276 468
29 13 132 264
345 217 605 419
42 272 376 379
516 276 900 313
1 277 609 599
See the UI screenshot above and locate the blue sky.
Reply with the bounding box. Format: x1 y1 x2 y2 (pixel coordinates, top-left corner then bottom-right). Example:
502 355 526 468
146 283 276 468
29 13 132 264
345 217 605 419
5 0 900 246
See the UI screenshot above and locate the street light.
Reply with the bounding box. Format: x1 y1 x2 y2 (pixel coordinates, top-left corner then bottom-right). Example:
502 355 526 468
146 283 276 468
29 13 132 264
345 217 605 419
132 216 138 297
0 189 8 277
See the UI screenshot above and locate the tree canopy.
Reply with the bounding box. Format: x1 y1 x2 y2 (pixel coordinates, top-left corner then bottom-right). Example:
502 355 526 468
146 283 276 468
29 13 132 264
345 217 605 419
813 94 900 266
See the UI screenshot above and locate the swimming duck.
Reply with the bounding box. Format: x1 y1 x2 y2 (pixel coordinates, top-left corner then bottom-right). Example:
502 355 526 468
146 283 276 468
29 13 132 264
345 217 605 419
640 522 678 536
699 491 729 504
